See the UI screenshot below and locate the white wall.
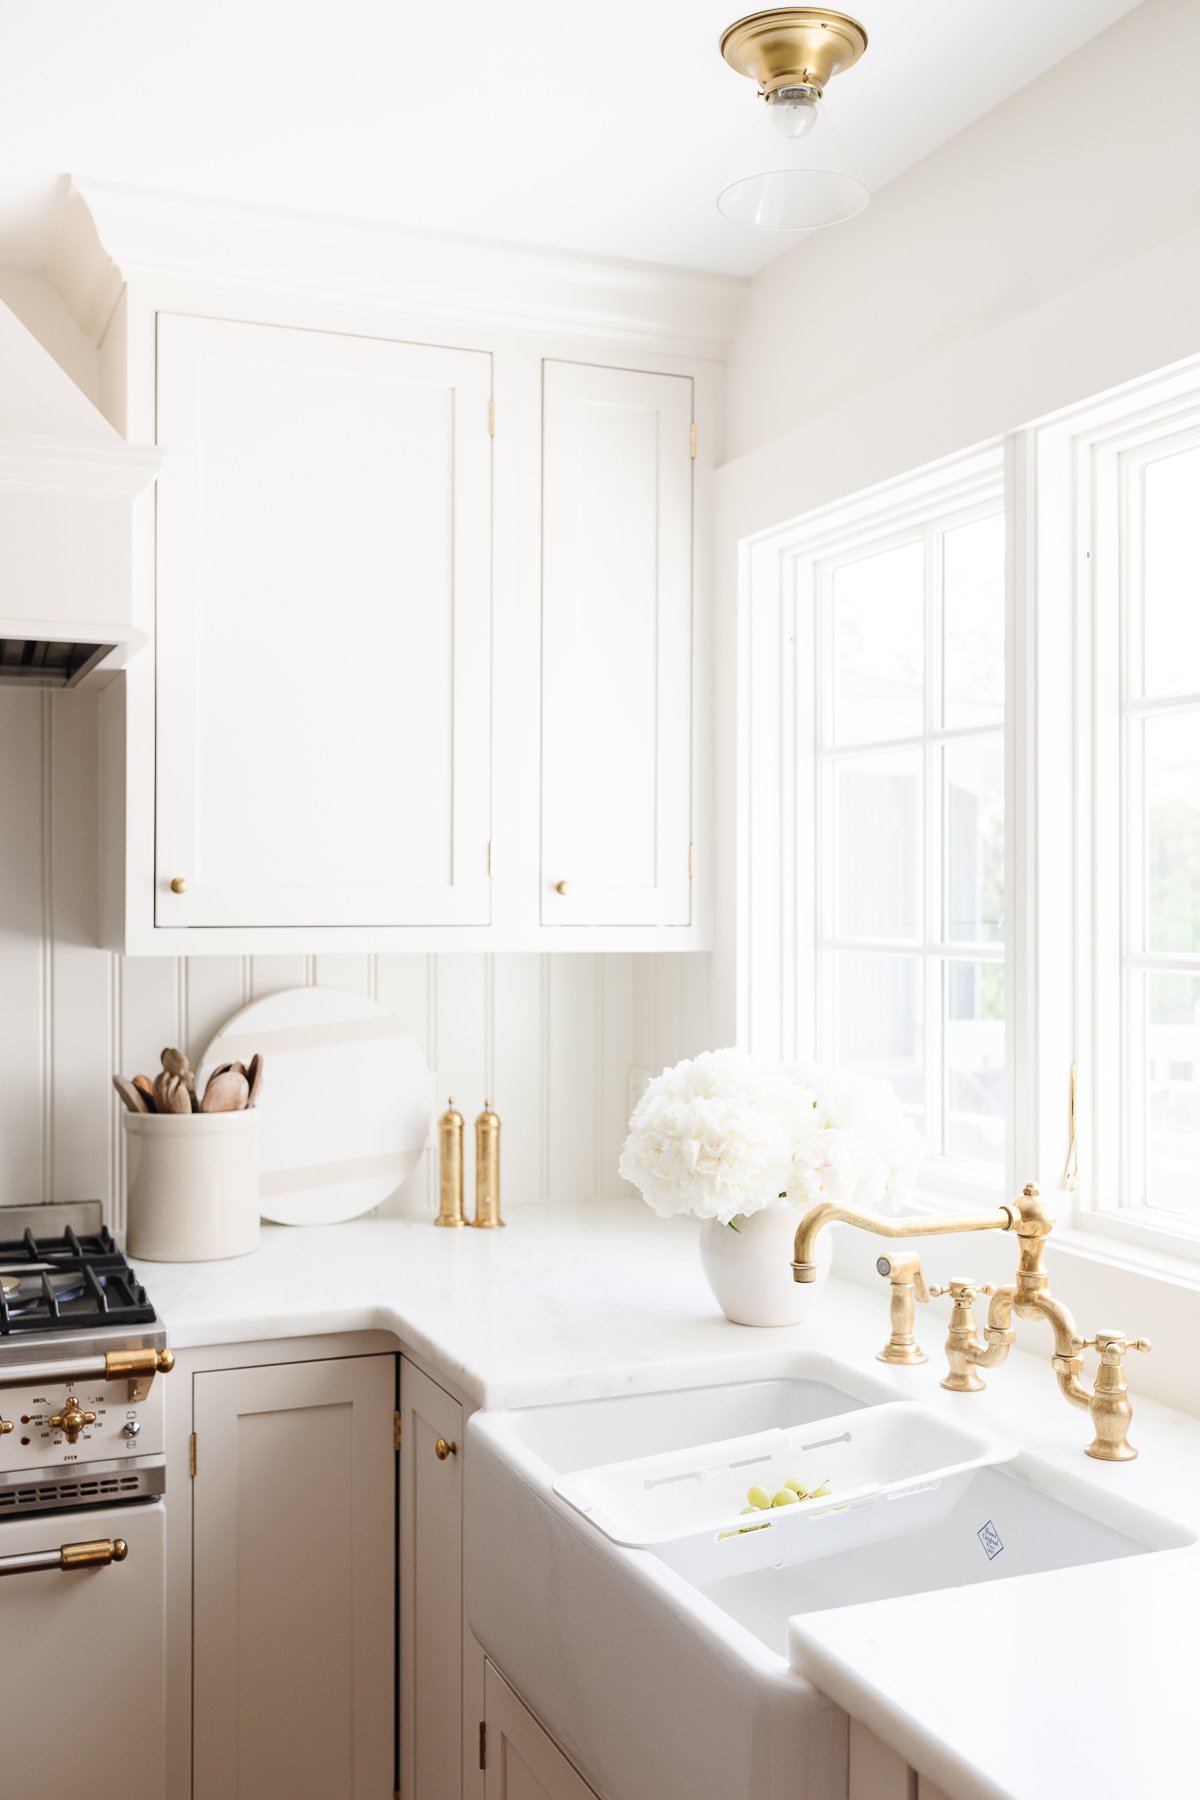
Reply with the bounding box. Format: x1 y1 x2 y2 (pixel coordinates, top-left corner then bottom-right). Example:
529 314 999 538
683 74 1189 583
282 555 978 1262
711 0 1200 1031
0 690 712 1230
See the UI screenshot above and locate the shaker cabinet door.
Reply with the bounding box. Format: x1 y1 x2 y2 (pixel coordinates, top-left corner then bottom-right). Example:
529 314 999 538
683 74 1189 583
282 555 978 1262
483 1662 601 1800
191 1354 396 1800
540 360 693 927
155 313 492 928
400 1357 466 1800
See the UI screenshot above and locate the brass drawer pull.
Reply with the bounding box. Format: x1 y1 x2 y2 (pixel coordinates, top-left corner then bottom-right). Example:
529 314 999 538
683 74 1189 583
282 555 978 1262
0 1538 128 1578
435 1437 458 1461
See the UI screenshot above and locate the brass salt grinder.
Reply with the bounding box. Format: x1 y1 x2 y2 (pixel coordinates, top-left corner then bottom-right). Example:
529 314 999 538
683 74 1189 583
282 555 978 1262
435 1100 466 1227
473 1101 504 1229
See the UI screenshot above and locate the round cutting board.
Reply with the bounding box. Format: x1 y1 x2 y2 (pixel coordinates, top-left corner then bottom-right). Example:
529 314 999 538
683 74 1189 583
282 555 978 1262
198 987 433 1225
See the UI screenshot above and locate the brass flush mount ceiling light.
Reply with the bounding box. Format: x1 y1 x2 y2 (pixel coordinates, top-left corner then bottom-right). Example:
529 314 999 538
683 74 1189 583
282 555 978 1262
718 8 869 230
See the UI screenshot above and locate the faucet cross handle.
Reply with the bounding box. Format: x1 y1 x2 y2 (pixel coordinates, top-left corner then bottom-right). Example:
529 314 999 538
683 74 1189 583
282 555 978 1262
929 1279 994 1306
1070 1331 1152 1363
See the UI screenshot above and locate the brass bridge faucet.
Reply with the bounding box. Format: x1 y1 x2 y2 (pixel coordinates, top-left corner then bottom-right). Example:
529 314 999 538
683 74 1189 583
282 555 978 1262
792 1182 1151 1461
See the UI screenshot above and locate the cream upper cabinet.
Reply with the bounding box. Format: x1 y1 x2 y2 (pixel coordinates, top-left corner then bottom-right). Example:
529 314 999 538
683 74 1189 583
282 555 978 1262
154 313 493 929
540 360 694 927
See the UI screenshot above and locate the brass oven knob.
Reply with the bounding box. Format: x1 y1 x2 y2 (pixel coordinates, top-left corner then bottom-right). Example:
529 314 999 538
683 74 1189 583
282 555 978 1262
47 1397 97 1445
434 1438 458 1461
0 1418 12 1435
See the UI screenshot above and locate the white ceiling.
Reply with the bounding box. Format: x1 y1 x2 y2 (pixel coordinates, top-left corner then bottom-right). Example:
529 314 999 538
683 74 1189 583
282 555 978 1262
0 0 1144 278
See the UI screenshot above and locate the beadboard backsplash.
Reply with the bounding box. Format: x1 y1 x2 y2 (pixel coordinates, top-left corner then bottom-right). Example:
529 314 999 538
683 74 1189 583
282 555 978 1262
0 691 713 1233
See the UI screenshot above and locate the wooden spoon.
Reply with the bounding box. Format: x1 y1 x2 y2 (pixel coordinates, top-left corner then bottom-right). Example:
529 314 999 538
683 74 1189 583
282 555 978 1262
161 1047 198 1107
155 1071 192 1114
200 1064 250 1113
245 1053 263 1109
132 1075 158 1113
112 1074 149 1115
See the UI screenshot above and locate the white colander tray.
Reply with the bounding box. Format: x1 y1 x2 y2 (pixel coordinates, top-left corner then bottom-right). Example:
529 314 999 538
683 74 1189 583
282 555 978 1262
554 1400 1015 1569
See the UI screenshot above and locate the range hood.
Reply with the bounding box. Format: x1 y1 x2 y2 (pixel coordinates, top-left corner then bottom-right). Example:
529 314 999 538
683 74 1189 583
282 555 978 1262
0 299 160 689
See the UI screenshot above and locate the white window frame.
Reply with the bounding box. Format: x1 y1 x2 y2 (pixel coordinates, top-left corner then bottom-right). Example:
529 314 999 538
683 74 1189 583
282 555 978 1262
738 350 1200 1262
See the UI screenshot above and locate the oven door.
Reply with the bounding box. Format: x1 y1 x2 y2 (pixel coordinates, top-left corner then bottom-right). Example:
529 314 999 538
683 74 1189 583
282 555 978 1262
0 1499 165 1800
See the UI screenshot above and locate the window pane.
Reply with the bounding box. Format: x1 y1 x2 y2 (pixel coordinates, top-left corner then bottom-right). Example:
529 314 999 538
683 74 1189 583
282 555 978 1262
944 739 1005 944
833 950 924 1129
1144 972 1200 1217
1146 710 1200 956
1143 445 1200 699
945 961 1005 1168
834 750 922 940
942 514 1004 729
831 540 924 744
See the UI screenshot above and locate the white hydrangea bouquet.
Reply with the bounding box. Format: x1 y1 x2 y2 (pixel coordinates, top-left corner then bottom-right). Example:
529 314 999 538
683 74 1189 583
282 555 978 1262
618 1049 922 1327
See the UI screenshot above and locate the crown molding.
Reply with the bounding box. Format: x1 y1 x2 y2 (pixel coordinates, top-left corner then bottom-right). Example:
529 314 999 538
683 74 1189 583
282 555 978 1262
0 432 161 497
45 178 744 358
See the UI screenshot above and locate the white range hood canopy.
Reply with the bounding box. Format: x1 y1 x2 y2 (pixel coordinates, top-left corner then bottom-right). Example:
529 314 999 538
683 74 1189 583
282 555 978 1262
0 299 159 689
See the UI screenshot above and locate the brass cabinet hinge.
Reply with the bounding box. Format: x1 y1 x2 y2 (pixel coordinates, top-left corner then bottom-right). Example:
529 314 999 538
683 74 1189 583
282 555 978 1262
688 842 695 880
689 421 697 459
487 840 493 877
393 1411 403 1452
478 1721 487 1771
188 1432 197 1478
488 399 495 437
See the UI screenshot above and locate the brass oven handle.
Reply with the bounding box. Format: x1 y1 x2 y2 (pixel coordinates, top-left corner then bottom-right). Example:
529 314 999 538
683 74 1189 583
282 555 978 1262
0 1538 128 1578
435 1438 458 1461
0 1346 174 1392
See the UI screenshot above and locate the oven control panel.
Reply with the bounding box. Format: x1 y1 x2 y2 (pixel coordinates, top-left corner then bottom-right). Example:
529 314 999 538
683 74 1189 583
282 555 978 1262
0 1376 165 1474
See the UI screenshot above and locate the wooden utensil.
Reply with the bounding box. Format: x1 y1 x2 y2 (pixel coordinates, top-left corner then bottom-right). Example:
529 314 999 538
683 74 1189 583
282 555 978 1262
200 1063 250 1113
155 1071 192 1114
132 1075 158 1113
112 1074 149 1115
245 1053 264 1108
161 1046 198 1108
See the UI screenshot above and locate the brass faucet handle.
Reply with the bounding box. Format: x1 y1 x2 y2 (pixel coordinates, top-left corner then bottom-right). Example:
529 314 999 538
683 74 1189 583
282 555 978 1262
1071 1332 1151 1363
930 1279 994 1305
876 1253 928 1301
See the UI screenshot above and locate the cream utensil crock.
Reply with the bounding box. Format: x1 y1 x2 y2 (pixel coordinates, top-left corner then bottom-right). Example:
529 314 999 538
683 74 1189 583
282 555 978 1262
123 1108 260 1261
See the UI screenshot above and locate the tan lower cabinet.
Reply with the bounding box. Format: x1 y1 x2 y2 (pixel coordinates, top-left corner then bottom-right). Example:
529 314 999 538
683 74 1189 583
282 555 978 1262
401 1356 467 1800
191 1353 396 1800
483 1663 601 1800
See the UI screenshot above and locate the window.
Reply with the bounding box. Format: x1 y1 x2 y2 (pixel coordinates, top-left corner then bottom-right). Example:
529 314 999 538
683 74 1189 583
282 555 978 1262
816 505 1006 1189
740 360 1200 1256
1068 379 1200 1255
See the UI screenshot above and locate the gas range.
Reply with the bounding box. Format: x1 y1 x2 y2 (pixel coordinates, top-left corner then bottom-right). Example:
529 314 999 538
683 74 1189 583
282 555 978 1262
0 1200 171 1517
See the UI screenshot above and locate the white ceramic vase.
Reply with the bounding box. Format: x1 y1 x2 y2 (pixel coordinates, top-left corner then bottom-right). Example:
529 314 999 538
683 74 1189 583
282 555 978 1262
698 1199 829 1328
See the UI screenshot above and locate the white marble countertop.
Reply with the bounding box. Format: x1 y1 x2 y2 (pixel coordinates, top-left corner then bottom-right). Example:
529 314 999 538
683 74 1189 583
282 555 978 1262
135 1199 1200 1800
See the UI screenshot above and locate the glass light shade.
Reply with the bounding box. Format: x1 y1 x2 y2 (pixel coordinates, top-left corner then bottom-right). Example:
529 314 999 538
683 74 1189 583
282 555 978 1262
717 95 868 230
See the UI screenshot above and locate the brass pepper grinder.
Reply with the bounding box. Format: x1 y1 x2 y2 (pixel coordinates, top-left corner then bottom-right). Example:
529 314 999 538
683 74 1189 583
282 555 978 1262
473 1101 504 1229
435 1099 466 1227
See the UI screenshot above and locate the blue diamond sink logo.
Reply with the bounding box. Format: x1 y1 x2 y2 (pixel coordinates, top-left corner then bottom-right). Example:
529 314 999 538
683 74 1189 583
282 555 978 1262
977 1519 1004 1561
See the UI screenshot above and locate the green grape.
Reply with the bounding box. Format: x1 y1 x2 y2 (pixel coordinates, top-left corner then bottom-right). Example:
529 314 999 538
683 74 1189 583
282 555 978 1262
784 1478 809 1498
772 1489 798 1508
746 1486 772 1510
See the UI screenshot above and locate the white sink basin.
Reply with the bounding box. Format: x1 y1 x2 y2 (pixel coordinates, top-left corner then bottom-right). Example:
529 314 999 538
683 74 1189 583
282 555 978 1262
466 1359 1192 1800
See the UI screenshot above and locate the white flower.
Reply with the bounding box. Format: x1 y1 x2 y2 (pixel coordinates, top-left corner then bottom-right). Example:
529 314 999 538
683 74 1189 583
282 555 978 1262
619 1049 814 1224
782 1064 923 1207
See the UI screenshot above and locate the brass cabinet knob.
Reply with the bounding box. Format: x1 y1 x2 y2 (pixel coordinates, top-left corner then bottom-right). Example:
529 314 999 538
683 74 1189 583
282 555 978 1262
47 1397 97 1445
554 880 570 896
434 1437 458 1461
169 877 188 894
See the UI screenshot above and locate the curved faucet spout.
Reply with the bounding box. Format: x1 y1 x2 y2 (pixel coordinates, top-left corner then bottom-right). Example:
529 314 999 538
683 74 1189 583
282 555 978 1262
790 1201 1018 1283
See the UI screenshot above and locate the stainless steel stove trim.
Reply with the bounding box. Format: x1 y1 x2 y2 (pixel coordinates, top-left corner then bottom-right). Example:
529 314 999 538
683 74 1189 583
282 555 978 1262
0 1200 104 1240
0 1322 167 1369
0 1457 165 1515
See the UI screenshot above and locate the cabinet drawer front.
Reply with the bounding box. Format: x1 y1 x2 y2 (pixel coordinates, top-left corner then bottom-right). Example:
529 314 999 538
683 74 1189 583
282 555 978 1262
541 360 693 927
156 314 492 928
192 1354 395 1800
